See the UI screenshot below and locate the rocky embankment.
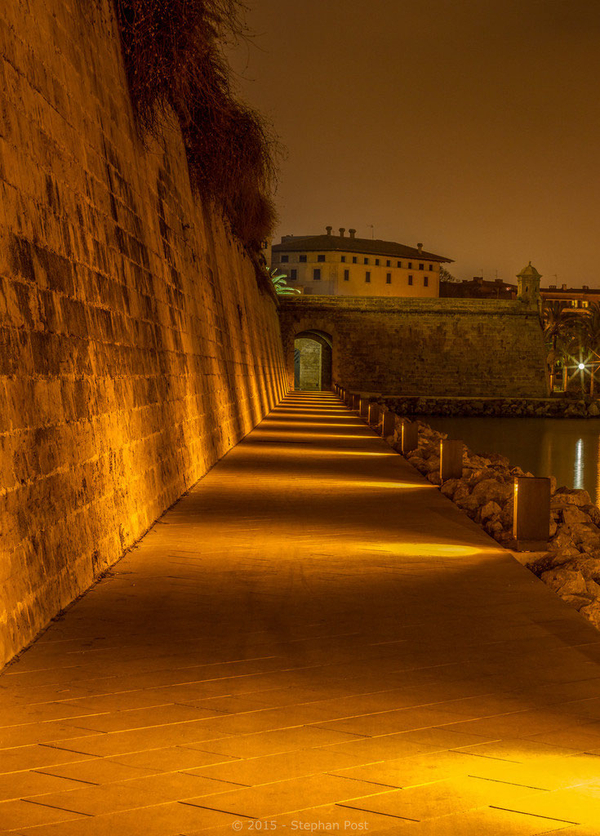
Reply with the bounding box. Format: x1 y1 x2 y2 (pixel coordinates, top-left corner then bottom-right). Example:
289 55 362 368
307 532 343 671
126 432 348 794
385 396 600 418
392 419 600 631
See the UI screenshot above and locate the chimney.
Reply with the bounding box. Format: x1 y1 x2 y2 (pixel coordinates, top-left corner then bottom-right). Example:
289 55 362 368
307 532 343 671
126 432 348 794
348 228 356 239
583 285 589 290
561 283 567 290
325 225 332 235
339 228 345 237
417 242 423 254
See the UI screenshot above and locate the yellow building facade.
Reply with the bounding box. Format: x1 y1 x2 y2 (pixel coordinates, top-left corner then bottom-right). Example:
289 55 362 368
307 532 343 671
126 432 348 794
271 227 452 297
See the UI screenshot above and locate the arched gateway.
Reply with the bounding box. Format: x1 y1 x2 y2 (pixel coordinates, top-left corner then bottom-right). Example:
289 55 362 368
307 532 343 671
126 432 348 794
294 329 333 391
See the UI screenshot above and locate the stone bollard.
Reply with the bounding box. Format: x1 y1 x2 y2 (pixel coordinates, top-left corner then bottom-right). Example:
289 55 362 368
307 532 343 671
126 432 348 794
334 384 339 395
367 403 380 426
345 391 354 407
381 409 396 438
513 476 551 551
440 439 463 482
351 393 361 410
400 420 418 454
359 397 370 419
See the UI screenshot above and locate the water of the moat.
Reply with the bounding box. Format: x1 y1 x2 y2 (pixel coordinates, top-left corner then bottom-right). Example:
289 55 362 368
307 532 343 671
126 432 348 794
421 416 600 506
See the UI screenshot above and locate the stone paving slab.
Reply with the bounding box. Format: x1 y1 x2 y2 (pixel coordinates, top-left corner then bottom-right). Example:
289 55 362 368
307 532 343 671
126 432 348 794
2 391 600 834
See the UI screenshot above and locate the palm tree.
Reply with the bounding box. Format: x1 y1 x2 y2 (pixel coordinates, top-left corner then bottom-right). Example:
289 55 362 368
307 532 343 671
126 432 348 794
270 268 301 296
542 302 581 391
578 303 600 396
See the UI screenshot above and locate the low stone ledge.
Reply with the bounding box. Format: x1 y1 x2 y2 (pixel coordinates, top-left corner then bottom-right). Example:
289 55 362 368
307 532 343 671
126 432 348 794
381 396 600 419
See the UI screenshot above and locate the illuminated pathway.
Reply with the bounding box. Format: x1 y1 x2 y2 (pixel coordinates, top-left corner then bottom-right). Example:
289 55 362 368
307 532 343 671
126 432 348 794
3 392 600 835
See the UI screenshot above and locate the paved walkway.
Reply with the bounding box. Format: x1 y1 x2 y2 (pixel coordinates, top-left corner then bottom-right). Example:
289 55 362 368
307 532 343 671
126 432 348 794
3 392 600 835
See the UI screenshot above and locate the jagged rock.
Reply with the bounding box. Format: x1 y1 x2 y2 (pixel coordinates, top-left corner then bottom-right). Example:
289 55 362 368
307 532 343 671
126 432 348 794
562 506 591 526
561 593 592 611
583 504 600 526
570 555 600 579
454 494 481 514
468 468 500 486
471 478 513 505
483 452 511 469
588 401 600 417
427 471 441 485
480 500 502 521
540 567 588 597
547 528 577 552
586 578 600 597
553 487 593 507
453 483 471 503
500 503 514 529
573 527 600 551
484 519 503 536
424 456 440 474
440 478 461 499
579 601 600 627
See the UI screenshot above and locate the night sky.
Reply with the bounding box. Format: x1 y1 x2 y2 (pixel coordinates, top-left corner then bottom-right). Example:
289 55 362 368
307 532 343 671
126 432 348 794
229 0 600 285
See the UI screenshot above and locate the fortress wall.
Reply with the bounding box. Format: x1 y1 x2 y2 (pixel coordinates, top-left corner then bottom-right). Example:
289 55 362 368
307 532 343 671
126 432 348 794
0 0 286 665
279 296 548 398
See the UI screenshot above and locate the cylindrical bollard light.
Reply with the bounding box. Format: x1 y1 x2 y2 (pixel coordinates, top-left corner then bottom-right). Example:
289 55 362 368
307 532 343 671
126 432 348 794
401 420 418 454
513 476 551 551
352 393 361 410
367 403 380 426
359 397 370 419
345 390 353 406
381 409 396 437
440 439 463 482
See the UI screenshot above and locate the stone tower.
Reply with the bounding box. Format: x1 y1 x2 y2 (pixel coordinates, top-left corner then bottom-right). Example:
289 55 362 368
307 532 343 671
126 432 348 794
517 262 542 307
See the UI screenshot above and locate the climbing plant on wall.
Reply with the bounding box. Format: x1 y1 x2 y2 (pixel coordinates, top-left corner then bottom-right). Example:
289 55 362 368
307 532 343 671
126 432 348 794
113 0 278 255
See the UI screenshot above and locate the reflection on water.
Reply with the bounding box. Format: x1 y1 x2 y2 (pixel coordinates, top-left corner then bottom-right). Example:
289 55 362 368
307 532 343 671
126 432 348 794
421 416 600 506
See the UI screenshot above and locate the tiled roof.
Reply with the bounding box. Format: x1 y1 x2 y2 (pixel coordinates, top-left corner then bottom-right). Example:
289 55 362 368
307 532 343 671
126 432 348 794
272 234 452 263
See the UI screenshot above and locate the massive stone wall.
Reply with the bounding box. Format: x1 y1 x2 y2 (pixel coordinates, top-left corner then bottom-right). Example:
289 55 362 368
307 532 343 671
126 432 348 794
0 0 286 666
279 296 548 397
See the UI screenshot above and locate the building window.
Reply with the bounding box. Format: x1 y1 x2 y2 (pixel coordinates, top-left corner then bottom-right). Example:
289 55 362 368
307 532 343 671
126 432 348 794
408 262 412 269
352 256 357 263
317 254 325 262
386 273 391 284
397 261 402 268
386 260 391 267
375 258 380 266
429 264 433 271
313 268 321 281
344 269 350 281
365 271 371 283
290 269 297 280
424 276 429 287
299 255 307 263
583 300 589 308
281 255 289 263
408 275 413 286
419 263 424 270
341 256 346 262
364 257 369 264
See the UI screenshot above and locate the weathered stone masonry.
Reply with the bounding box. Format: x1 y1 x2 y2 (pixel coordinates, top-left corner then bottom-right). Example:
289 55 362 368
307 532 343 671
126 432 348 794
0 0 286 666
279 296 548 398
